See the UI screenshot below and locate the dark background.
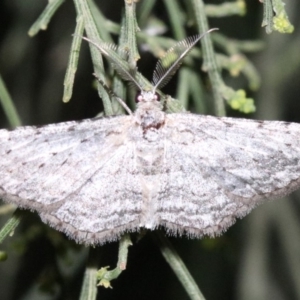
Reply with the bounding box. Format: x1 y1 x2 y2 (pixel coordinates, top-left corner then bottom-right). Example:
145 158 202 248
1 0 300 299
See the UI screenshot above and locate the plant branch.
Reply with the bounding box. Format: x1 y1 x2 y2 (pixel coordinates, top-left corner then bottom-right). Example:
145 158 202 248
153 232 206 300
97 234 132 288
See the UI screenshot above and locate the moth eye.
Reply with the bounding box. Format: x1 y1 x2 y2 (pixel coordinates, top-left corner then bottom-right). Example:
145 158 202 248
135 93 143 103
154 93 161 102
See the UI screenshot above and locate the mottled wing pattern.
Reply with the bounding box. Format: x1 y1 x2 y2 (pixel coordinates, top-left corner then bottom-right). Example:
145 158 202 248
156 114 300 237
2 111 300 244
0 116 143 244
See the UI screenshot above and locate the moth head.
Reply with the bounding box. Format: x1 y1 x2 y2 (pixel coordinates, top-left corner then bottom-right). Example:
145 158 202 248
81 29 217 113
135 90 161 104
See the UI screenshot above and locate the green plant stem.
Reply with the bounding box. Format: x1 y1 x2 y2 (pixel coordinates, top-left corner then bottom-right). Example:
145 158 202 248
63 15 85 103
97 234 132 288
205 0 245 17
137 0 156 27
176 67 206 113
191 0 226 116
74 0 113 115
89 0 114 43
212 32 265 54
0 209 21 244
262 0 273 34
176 67 191 108
28 0 65 36
153 232 206 300
163 0 186 40
0 75 21 127
112 16 129 114
189 70 206 113
272 200 300 299
79 248 99 300
124 0 140 65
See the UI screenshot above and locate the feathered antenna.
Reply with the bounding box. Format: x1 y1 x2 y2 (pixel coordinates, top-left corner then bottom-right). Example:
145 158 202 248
152 28 218 91
81 36 143 91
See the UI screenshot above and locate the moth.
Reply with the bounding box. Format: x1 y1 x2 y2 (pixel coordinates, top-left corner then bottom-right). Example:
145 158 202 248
1 30 300 245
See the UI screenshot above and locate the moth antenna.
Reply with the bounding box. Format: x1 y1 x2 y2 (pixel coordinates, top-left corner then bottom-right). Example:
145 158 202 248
152 28 218 91
81 36 143 92
93 73 133 115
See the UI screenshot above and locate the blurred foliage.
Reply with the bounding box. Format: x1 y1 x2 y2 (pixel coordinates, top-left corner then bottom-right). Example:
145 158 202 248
1 0 300 299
